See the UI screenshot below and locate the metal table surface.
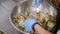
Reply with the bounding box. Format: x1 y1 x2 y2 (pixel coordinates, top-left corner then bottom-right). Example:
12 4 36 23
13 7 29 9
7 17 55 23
0 0 23 34
0 0 60 34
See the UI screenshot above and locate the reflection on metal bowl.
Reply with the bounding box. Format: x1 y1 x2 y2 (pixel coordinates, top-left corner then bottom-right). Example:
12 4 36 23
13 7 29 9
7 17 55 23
9 0 57 34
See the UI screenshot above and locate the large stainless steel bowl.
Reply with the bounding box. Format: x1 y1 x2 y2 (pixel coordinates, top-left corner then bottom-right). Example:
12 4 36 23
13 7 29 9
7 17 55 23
9 0 57 34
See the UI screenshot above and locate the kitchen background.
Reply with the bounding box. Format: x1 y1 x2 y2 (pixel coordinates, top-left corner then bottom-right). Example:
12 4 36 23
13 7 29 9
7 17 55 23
0 0 60 34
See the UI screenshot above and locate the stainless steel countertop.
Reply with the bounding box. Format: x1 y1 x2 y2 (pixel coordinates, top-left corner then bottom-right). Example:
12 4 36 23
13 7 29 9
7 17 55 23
0 0 23 34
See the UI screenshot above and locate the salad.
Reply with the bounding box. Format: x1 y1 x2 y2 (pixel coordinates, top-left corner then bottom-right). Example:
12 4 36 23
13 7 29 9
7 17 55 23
12 8 56 33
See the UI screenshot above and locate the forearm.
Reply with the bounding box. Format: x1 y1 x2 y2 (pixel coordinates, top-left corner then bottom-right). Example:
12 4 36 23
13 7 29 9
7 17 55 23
34 24 53 34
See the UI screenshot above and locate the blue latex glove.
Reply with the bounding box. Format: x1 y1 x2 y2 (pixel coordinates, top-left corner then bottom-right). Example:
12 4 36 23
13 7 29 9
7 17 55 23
32 0 42 7
24 18 37 32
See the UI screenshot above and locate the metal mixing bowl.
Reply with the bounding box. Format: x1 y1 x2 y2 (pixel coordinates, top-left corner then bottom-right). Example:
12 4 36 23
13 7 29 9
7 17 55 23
9 0 57 34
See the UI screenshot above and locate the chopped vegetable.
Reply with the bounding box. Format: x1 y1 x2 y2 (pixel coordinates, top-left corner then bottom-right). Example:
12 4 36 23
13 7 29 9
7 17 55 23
13 10 56 33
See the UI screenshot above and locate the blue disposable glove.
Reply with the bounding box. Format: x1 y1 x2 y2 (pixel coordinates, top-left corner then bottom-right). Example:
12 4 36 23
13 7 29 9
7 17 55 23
32 0 42 7
24 18 37 32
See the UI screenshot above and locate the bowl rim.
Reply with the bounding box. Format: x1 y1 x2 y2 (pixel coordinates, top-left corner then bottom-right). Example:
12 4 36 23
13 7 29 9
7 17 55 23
9 11 30 34
0 29 8 34
9 0 57 34
9 0 31 34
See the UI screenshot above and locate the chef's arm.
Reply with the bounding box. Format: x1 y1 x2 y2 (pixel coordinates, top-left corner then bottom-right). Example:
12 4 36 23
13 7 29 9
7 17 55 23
24 18 53 34
34 24 53 34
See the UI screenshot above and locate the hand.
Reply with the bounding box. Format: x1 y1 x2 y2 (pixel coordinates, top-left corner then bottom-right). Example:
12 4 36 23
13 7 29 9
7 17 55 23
32 0 42 7
24 18 37 32
24 18 52 34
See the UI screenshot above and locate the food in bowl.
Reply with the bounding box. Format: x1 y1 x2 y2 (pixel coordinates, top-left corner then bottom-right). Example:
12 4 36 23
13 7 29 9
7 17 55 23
12 8 56 33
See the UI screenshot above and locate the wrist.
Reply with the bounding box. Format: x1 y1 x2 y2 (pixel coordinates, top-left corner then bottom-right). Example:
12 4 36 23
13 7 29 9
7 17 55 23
32 22 40 31
34 24 40 28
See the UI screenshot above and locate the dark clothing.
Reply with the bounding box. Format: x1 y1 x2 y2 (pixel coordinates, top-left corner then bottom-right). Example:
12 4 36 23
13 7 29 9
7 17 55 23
50 4 60 34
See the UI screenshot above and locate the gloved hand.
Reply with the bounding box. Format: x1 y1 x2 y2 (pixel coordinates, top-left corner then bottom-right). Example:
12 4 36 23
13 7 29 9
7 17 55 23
32 0 42 7
24 18 37 32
